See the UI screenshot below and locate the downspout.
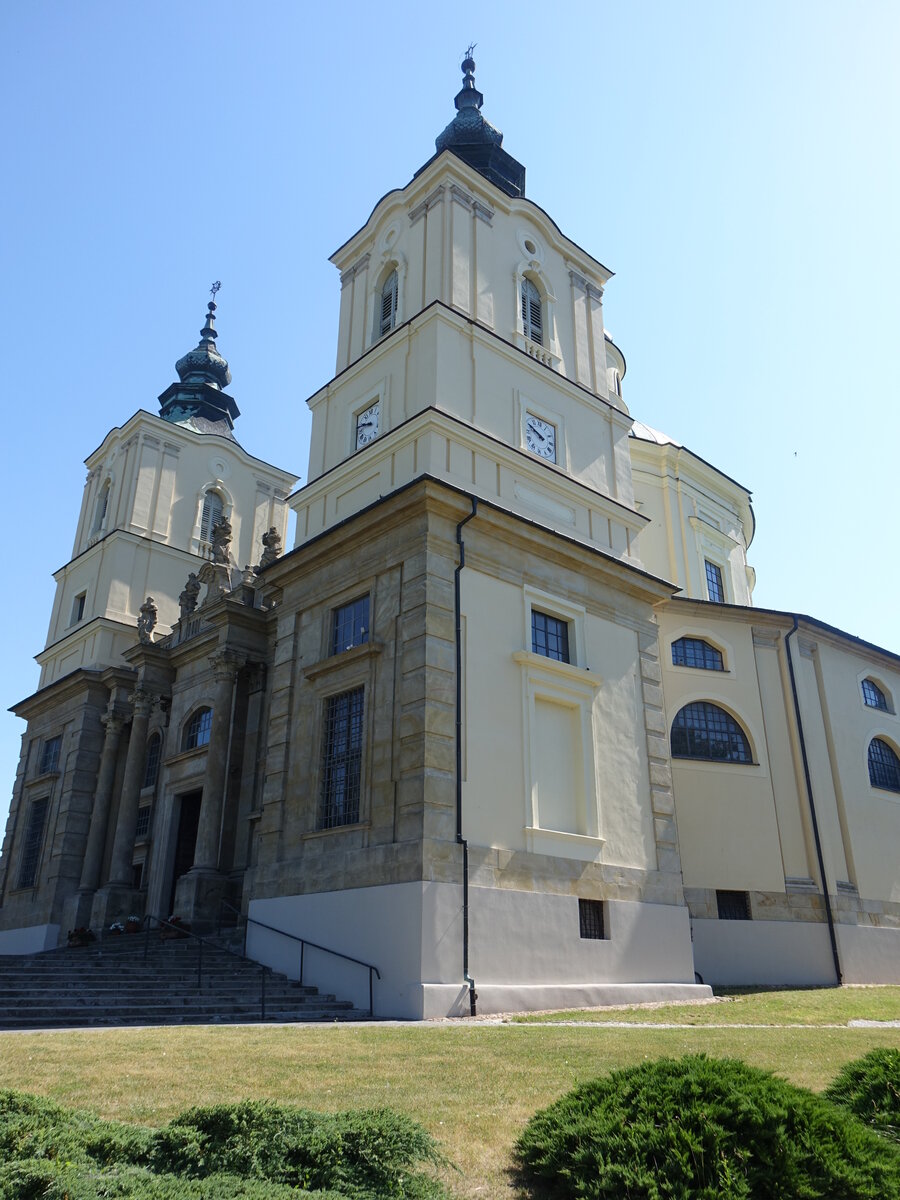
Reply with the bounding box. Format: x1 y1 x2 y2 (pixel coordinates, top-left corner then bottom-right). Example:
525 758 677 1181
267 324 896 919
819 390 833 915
455 496 478 1015
784 616 842 983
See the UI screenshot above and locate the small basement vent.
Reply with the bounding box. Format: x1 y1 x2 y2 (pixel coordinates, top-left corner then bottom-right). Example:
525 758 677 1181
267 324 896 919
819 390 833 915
578 898 606 939
716 890 751 921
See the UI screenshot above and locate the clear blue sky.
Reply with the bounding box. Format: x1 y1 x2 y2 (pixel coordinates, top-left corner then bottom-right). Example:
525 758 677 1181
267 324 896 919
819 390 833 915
1 1 898 838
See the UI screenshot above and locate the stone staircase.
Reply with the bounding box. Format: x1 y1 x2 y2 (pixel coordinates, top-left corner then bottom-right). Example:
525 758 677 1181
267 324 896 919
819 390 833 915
0 932 369 1028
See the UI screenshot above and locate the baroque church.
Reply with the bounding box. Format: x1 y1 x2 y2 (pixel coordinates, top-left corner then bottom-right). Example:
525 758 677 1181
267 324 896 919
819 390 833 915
1 58 898 1017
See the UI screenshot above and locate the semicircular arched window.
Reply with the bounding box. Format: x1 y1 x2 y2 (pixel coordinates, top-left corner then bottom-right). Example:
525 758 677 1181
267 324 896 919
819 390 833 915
671 702 752 764
521 277 543 346
861 679 889 712
378 270 398 337
143 733 161 789
868 738 900 792
183 707 212 752
199 490 224 544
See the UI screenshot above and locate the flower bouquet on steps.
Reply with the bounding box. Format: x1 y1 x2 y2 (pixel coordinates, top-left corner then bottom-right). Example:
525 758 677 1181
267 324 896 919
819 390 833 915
67 927 96 948
125 915 142 933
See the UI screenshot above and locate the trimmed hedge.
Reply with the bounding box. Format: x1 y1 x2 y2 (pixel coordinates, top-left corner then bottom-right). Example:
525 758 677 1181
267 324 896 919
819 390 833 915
825 1048 900 1142
515 1054 900 1199
0 1091 446 1199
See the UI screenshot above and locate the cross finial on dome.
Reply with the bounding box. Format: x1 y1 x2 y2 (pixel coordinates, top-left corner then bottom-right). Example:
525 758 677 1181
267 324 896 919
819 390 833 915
456 44 482 111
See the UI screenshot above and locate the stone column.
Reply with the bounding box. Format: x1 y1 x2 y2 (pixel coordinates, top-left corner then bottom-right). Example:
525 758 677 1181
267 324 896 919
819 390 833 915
78 711 125 892
191 650 244 872
106 688 155 885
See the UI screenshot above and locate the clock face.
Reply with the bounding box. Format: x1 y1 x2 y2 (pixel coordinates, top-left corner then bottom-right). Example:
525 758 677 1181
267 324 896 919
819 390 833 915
525 414 557 462
355 402 380 449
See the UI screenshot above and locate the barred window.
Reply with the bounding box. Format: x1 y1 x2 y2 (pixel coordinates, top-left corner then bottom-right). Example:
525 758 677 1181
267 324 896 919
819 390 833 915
183 708 212 751
320 687 365 829
521 277 543 345
379 270 398 337
868 738 900 792
862 679 889 711
143 734 161 789
40 736 61 775
716 890 751 920
705 560 725 603
332 596 370 655
135 805 151 840
17 797 49 889
578 898 607 939
671 702 752 764
532 610 570 663
671 637 724 671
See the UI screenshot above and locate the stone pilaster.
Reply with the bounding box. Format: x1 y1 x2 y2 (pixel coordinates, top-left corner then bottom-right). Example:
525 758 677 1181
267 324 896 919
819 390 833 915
191 649 245 872
639 629 684 899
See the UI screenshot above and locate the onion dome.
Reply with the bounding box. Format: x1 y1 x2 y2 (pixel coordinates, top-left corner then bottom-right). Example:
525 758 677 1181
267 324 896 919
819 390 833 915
158 289 240 436
432 53 525 198
175 300 232 390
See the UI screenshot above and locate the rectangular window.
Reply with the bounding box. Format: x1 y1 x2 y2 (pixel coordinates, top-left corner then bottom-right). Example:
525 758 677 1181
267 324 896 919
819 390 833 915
17 797 49 889
320 686 365 829
40 736 61 775
71 592 86 624
705 560 725 604
716 890 751 921
578 898 607 939
532 610 570 663
332 596 370 655
135 805 151 840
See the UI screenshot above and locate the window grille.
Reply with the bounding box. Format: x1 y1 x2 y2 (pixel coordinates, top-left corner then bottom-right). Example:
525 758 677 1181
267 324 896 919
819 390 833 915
578 898 606 939
671 637 724 671
531 610 570 663
199 491 224 543
17 797 49 889
521 277 543 345
332 596 370 655
143 734 161 789
671 702 752 763
320 686 365 829
184 708 212 751
716 890 751 920
40 736 61 775
862 679 888 711
868 738 900 792
135 806 151 840
705 560 725 603
379 271 398 337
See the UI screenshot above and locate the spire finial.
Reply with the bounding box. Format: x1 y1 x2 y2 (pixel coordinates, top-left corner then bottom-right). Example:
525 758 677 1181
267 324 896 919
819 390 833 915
209 280 221 302
455 44 482 111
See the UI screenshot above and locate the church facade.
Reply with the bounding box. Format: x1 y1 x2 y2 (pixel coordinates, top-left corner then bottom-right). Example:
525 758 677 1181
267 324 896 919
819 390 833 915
2 59 898 1017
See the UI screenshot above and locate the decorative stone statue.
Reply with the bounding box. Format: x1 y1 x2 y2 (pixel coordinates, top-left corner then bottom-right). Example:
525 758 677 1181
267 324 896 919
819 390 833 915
137 596 157 644
178 572 201 619
210 515 232 565
255 525 283 574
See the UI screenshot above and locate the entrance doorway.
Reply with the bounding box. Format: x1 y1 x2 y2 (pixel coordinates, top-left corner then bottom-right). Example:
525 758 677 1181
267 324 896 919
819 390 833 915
169 790 202 914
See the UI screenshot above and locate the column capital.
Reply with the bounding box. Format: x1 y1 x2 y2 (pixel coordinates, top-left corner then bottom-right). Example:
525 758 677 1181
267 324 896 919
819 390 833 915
101 711 127 737
128 688 156 718
209 648 246 683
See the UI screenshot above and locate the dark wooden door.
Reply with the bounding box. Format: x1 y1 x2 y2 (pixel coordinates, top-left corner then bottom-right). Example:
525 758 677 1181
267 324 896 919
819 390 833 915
169 791 202 914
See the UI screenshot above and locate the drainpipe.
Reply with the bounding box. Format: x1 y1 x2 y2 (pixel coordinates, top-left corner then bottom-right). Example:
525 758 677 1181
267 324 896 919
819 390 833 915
784 615 842 983
455 496 478 1015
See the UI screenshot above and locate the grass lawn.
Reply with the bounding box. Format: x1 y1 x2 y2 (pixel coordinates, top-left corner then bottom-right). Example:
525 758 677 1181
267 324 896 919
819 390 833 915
0 1003 898 1197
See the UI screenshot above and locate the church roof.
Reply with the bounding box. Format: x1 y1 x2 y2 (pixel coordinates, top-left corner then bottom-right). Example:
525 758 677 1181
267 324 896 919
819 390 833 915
158 292 240 437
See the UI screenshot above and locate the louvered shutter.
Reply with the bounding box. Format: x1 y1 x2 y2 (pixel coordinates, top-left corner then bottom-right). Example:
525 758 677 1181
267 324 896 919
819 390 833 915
521 278 543 346
379 271 398 336
200 491 223 542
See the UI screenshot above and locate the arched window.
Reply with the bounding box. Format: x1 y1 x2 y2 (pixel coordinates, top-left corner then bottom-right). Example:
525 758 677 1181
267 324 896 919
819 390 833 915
183 707 212 752
671 702 752 764
671 637 724 671
143 733 161 789
868 738 900 792
92 480 110 533
521 277 543 346
378 270 398 337
199 490 223 544
861 679 889 712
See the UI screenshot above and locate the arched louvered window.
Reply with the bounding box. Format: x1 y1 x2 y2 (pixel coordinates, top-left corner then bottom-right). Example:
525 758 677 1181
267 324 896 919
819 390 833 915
143 734 161 790
379 270 398 337
521 277 543 346
861 679 889 711
92 480 110 533
183 708 212 752
671 702 752 764
868 738 900 792
199 490 224 543
671 637 724 671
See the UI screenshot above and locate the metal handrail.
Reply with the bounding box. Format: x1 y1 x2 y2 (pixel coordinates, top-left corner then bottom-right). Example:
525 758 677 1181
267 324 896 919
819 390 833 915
141 912 272 1020
218 899 380 1017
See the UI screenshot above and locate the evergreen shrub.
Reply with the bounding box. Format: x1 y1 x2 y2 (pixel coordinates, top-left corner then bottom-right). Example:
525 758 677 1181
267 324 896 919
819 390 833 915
515 1054 900 1199
825 1048 900 1141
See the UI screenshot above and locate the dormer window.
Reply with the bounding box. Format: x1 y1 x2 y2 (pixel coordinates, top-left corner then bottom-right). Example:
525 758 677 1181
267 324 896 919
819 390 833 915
521 277 543 346
379 270 398 337
199 490 224 544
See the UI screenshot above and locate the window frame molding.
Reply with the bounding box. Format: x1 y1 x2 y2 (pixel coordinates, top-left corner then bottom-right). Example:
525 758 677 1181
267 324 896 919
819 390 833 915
368 254 407 347
859 672 895 715
669 697 760 769
866 734 900 796
522 585 586 669
513 259 559 367
668 629 731 674
193 481 234 556
181 706 213 753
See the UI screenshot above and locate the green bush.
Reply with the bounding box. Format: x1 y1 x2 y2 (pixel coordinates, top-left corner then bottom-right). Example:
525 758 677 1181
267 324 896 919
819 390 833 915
0 1090 446 1199
515 1054 900 1199
825 1048 900 1141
